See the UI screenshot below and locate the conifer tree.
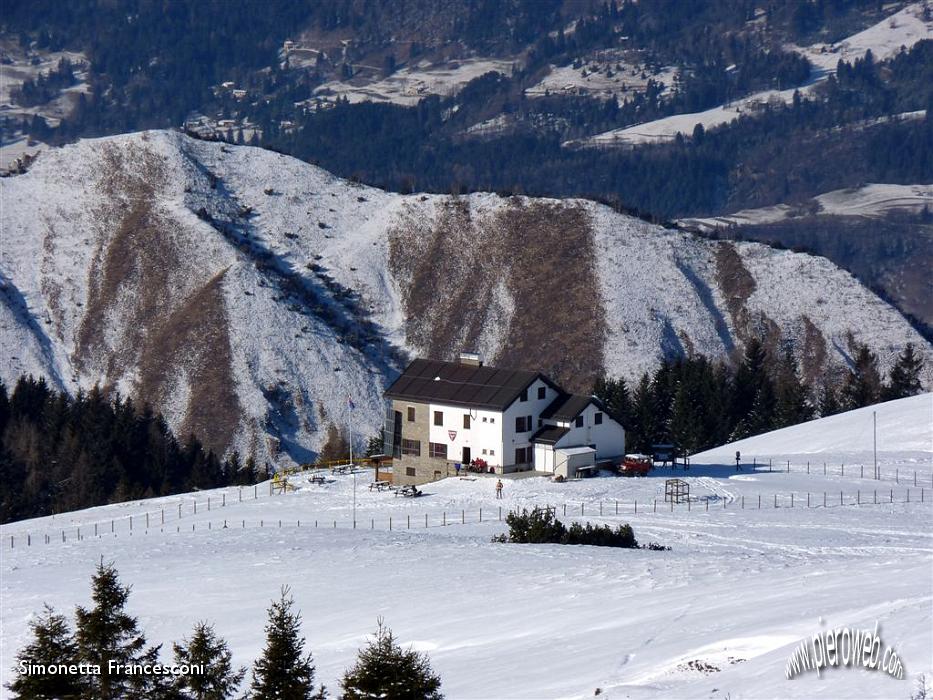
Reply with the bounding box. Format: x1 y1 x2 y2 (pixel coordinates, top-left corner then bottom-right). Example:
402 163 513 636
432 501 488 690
818 382 842 417
885 343 923 400
773 350 813 428
8 604 85 699
74 561 166 699
250 587 321 699
840 343 883 409
341 619 442 700
593 375 631 427
171 622 245 700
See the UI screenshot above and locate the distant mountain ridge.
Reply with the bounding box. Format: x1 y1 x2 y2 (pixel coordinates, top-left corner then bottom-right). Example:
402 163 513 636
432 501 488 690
1 131 929 462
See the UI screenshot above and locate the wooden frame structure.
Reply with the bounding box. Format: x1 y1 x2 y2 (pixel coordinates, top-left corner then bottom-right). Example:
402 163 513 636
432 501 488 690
664 478 690 504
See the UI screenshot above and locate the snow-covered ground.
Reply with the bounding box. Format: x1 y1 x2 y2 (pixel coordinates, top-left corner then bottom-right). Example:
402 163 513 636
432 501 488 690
309 59 514 107
579 2 933 147
0 40 90 172
525 57 678 102
678 182 933 232
2 395 931 698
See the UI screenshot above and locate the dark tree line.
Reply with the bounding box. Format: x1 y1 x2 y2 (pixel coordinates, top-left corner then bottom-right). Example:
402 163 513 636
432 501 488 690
0 376 262 524
8 563 442 699
594 341 925 455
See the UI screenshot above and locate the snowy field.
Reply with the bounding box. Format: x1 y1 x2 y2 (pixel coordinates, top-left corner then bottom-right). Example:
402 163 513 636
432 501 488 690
1 395 931 698
678 182 933 232
309 59 514 107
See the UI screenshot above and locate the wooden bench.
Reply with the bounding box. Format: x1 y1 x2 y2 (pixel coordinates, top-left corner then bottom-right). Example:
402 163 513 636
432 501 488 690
395 485 422 498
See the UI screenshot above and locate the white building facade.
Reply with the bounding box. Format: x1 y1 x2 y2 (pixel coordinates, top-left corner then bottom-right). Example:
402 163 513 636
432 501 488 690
385 355 625 485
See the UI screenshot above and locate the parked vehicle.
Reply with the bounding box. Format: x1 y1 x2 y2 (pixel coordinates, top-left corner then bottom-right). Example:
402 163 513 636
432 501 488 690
620 453 652 477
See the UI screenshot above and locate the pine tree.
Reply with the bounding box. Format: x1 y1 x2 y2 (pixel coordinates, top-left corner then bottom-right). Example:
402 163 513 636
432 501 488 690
840 343 883 409
74 561 166 699
250 587 321 699
730 338 775 439
7 604 85 699
593 375 631 427
171 622 245 700
773 350 813 428
341 619 443 700
885 343 923 400
818 382 842 417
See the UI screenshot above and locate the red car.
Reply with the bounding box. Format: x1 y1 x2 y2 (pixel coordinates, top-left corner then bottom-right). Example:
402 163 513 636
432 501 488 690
620 454 652 477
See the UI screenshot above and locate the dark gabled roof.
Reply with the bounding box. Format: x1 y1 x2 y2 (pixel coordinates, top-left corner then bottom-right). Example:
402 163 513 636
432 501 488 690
531 425 570 445
539 393 602 421
385 358 545 411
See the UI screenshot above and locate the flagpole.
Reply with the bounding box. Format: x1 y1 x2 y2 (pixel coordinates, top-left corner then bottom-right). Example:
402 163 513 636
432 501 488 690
349 394 356 528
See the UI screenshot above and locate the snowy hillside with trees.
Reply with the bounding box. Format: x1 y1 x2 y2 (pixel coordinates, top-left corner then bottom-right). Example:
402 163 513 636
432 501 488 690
1 395 930 698
1 131 929 464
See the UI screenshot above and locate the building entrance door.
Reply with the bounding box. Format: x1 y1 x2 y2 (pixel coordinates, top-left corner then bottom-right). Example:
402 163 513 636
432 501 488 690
462 446 471 464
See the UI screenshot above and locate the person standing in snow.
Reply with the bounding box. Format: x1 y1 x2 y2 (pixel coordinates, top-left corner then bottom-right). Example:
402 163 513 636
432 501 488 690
495 479 503 499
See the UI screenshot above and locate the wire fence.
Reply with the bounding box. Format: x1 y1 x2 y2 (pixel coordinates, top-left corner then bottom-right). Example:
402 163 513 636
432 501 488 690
7 486 929 550
714 459 931 486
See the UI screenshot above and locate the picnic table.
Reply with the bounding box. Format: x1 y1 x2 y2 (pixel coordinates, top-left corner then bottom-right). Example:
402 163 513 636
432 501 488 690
369 480 393 492
309 474 326 485
330 464 353 475
395 485 423 498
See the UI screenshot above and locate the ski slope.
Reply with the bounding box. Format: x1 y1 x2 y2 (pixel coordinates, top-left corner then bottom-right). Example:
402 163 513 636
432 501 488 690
1 398 931 699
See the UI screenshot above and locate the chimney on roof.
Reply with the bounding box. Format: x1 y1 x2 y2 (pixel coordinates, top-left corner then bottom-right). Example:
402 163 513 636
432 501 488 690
458 351 483 367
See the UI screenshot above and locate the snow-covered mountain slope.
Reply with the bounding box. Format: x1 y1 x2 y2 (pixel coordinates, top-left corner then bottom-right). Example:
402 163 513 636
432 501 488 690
677 182 933 232
579 2 933 147
1 130 929 461
694 392 933 462
1 396 930 699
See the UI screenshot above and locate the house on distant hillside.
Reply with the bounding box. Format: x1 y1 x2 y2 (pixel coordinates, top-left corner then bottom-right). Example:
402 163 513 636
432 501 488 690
384 353 625 486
